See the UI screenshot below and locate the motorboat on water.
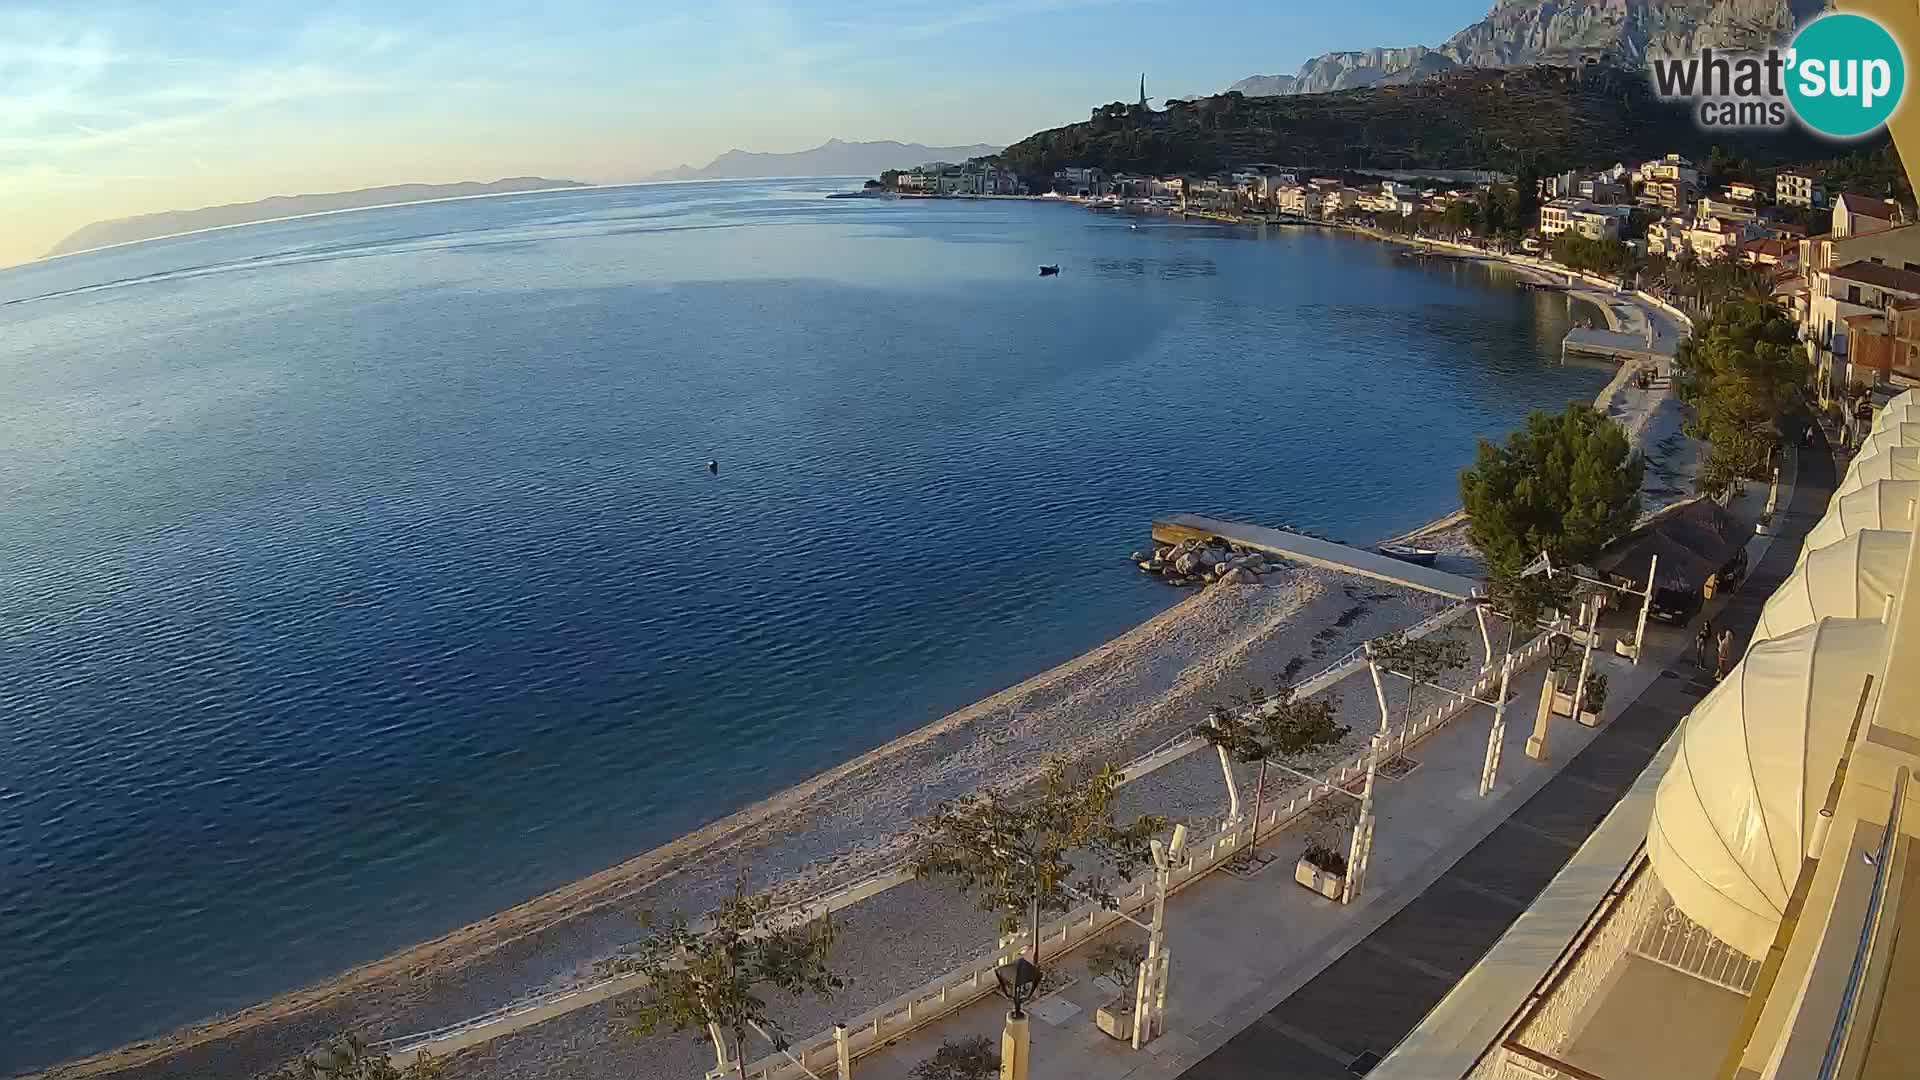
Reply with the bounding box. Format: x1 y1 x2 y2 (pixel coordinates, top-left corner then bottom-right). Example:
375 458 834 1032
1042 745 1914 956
1038 265 1061 277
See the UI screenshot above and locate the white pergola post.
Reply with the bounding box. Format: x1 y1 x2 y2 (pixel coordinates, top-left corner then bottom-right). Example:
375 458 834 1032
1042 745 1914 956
1631 554 1658 665
1210 716 1242 826
1341 734 1384 903
834 1024 851 1079
1569 595 1599 719
1365 641 1392 734
1473 598 1494 672
1131 825 1185 1049
705 1023 737 1080
1479 653 1515 797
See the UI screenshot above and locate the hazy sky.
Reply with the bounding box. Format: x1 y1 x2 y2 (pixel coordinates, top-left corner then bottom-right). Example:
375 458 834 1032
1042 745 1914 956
1 0 1494 266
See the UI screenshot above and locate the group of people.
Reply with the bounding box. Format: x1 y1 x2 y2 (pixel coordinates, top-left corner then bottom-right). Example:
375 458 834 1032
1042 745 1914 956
1696 619 1736 680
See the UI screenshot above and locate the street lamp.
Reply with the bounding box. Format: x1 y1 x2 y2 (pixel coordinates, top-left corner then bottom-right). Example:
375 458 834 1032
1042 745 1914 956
995 957 1041 1080
995 957 1041 1018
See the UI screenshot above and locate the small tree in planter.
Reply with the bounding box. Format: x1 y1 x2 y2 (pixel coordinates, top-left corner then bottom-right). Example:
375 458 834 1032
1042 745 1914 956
1579 671 1610 726
912 1036 1001 1080
1194 679 1346 859
911 759 1165 967
1085 940 1149 1040
1370 630 1473 730
1295 795 1359 901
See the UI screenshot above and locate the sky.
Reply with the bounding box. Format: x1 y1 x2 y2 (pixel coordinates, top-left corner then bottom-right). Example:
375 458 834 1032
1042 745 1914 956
0 0 1496 266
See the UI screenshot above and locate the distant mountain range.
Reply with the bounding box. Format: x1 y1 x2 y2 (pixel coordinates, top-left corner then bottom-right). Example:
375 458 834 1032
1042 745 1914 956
643 139 1003 182
47 178 587 257
1226 0 1822 97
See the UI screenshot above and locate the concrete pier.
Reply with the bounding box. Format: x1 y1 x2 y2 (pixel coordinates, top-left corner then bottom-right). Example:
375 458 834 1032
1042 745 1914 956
1562 327 1661 364
1150 513 1479 600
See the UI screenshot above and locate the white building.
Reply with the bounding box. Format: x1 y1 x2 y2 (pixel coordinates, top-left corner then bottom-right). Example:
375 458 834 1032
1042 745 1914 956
1836 192 1902 239
1540 198 1630 242
1686 216 1767 261
1697 197 1759 223
1777 169 1827 208
1642 153 1699 187
1808 259 1920 403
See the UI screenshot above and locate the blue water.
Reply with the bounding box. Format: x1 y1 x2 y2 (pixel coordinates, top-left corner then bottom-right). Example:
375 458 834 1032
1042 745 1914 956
0 179 1607 1072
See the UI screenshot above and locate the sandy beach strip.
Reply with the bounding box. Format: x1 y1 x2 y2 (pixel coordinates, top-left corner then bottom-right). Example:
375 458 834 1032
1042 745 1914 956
35 564 1443 1080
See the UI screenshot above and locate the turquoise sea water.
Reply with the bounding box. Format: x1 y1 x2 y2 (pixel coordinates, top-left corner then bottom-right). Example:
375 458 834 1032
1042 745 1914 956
0 179 1609 1072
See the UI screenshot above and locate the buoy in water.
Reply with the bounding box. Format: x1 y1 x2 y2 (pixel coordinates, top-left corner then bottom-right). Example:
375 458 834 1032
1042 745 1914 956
707 459 719 474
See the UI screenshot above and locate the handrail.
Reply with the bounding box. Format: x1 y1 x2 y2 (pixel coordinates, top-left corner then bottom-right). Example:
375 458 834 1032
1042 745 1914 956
1817 765 1909 1080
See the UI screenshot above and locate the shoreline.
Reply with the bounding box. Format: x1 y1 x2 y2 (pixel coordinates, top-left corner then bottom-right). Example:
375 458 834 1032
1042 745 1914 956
28 208 1683 1080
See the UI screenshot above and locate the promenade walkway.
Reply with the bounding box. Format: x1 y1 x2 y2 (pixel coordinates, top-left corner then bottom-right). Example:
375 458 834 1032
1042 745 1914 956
1175 433 1833 1079
848 445 1826 1080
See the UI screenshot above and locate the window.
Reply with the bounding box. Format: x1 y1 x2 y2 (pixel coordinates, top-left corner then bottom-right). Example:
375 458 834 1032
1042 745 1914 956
1850 285 1863 304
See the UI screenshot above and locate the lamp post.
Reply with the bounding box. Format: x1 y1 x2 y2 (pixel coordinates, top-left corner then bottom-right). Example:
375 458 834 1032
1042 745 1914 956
996 957 1041 1080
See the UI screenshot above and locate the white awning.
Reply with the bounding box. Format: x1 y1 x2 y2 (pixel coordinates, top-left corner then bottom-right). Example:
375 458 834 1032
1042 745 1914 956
1872 394 1920 433
1755 530 1905 647
1850 422 1920 461
1647 618 1887 958
1801 480 1919 568
1835 446 1920 501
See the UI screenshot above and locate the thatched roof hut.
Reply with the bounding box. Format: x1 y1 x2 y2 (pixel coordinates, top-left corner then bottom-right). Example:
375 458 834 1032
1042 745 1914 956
1593 497 1740 593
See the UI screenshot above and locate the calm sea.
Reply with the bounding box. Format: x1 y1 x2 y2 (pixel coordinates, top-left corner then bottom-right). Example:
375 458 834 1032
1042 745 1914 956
0 179 1608 1072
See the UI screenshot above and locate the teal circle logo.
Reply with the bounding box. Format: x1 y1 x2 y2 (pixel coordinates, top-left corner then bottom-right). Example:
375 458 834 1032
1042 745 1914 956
1788 13 1906 138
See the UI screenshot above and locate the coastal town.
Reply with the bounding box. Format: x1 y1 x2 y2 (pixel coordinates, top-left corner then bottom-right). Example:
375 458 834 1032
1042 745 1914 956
28 0 1920 1077
874 146 1918 451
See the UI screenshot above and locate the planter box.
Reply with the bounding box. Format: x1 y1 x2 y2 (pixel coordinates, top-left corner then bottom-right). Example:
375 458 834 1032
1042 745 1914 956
1551 690 1577 718
1578 709 1603 728
1094 1000 1136 1041
1295 857 1347 902
1614 638 1638 660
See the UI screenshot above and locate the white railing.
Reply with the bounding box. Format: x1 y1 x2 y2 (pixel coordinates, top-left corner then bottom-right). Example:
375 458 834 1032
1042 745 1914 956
379 601 1497 1065
1629 888 1763 995
738 628 1556 1080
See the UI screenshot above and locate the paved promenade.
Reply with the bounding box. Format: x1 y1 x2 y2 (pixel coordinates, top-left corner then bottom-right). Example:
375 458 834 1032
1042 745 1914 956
847 433 1829 1080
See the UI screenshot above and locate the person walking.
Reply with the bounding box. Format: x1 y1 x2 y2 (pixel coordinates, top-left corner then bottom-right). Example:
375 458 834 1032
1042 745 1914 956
1716 628 1737 681
1695 619 1713 669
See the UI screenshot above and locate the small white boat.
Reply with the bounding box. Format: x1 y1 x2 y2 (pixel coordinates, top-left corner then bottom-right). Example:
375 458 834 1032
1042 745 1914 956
1376 543 1439 567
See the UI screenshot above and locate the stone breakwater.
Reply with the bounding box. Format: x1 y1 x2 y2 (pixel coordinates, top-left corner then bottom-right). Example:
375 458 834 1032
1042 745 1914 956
1133 536 1280 587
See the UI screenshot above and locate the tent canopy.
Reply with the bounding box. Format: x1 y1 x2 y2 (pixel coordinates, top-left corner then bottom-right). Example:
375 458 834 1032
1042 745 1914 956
1648 618 1888 957
1850 422 1920 461
1836 445 1920 501
1754 529 1905 647
1871 391 1919 433
1799 479 1919 569
1593 497 1736 591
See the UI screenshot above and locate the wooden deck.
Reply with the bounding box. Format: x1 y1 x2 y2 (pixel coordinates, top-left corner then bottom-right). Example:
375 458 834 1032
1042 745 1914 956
1151 513 1480 600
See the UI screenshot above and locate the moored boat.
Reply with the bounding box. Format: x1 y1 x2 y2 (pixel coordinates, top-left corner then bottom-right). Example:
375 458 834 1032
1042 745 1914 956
1376 543 1439 566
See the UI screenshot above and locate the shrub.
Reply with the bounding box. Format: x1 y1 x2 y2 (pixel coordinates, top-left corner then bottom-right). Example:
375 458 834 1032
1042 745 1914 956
913 1036 1001 1080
